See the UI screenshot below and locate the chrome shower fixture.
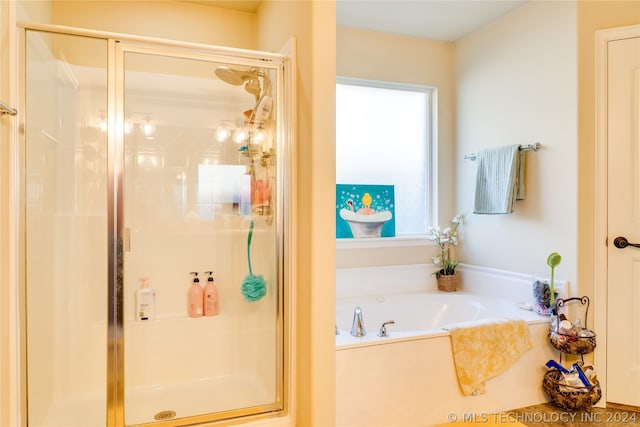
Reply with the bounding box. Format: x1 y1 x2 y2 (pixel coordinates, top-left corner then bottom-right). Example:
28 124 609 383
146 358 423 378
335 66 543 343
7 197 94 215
244 78 262 98
215 66 263 100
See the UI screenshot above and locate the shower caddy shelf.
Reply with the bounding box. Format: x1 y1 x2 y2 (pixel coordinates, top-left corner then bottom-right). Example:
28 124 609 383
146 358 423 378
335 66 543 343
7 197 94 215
548 296 597 361
543 296 601 410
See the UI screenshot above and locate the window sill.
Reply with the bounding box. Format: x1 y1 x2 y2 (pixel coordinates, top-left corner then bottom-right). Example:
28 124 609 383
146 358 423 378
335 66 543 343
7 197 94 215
336 236 435 250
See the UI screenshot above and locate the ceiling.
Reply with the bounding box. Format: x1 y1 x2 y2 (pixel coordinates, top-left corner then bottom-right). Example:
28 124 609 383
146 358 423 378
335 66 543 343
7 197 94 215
336 0 528 42
181 0 528 42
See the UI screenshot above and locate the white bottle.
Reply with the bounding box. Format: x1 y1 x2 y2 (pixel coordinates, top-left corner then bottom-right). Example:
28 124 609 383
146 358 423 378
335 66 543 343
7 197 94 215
136 277 156 321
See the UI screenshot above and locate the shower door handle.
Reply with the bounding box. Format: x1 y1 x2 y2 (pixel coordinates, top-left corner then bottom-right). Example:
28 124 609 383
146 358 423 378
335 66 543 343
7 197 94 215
0 99 17 116
123 227 131 252
613 236 640 249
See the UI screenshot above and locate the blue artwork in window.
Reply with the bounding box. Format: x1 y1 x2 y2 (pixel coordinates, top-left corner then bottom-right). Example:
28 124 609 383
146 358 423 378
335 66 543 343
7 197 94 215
336 184 395 238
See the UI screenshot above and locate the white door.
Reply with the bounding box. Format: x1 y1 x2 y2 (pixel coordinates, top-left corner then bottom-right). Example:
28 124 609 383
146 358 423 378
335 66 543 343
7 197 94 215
607 35 640 408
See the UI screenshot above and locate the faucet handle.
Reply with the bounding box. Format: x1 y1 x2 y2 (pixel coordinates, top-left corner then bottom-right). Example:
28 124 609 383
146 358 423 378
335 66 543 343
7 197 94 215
378 320 395 337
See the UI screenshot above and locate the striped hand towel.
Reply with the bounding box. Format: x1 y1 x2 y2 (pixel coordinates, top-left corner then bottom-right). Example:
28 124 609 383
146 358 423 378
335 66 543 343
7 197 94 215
474 144 524 214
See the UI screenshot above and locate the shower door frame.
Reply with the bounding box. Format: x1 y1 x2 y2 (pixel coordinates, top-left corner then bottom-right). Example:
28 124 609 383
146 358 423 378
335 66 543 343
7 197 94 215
18 23 293 427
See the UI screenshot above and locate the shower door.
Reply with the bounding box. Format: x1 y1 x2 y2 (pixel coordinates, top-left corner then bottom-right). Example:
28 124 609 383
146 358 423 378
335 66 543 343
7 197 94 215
23 26 287 427
117 43 283 426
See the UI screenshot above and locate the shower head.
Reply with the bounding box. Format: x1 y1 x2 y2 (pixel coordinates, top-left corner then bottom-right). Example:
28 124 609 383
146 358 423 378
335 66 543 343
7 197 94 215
215 66 246 86
215 66 263 100
215 66 258 85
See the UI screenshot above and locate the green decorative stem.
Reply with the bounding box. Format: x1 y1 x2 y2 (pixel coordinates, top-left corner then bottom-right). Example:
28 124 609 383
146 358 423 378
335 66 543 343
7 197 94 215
547 252 562 312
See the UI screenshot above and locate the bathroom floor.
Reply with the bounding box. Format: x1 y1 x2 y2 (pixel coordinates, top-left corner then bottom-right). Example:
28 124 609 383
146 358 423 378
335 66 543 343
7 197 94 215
506 403 640 426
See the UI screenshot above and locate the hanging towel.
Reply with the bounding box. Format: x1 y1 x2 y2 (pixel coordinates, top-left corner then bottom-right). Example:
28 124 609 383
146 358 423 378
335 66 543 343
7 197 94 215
443 317 533 396
516 149 526 201
474 144 524 214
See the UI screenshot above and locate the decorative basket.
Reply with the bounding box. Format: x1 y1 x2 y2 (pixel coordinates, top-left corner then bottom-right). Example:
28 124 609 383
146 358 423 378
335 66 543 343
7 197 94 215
437 274 457 292
549 330 596 355
548 296 596 355
543 369 601 410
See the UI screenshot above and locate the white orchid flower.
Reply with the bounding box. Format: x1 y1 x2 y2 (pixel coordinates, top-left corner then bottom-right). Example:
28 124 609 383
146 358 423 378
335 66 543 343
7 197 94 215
429 213 464 276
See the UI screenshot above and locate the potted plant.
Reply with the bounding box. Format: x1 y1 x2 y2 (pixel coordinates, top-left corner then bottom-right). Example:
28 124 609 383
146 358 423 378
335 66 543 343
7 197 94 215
430 213 463 291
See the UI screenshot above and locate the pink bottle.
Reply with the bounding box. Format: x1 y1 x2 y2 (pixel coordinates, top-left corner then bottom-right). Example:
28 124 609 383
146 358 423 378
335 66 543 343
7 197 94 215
203 271 218 316
188 272 203 318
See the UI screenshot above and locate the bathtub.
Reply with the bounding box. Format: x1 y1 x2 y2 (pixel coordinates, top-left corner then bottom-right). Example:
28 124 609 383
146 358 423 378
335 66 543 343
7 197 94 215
335 264 564 427
336 291 545 348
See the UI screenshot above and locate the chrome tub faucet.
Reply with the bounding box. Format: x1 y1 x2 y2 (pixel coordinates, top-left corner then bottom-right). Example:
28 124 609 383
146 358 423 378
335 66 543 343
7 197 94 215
350 306 366 337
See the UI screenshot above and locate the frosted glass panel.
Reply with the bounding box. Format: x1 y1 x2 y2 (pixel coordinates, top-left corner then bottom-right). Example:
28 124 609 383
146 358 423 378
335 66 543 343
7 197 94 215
25 30 108 427
336 83 430 235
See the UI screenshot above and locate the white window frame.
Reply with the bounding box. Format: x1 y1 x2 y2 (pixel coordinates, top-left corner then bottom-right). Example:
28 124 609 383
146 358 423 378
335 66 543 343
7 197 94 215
335 77 438 249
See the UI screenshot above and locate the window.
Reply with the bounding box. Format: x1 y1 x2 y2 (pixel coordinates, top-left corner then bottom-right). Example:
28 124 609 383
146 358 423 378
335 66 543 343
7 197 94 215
336 78 436 238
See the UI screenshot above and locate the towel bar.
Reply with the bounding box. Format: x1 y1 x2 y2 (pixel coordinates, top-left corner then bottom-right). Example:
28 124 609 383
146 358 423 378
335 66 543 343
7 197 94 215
464 142 541 161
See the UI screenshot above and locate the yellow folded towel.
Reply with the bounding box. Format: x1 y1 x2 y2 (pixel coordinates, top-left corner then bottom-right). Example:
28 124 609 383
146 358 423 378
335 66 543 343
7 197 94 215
444 317 533 396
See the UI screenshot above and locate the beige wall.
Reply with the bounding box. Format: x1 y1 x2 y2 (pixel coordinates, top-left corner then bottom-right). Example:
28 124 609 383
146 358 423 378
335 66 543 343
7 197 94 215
336 27 456 268
257 1 336 425
576 0 640 305
16 0 53 22
52 1 256 49
455 1 578 287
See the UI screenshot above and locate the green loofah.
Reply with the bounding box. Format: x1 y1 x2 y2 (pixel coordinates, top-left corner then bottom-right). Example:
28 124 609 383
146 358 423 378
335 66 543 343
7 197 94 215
241 220 267 302
241 273 267 302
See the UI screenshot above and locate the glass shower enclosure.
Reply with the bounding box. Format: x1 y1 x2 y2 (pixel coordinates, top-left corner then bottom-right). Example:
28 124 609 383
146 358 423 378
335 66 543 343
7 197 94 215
21 25 290 427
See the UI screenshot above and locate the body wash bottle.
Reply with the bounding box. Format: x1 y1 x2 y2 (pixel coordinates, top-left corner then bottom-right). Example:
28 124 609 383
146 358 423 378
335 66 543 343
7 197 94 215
188 272 203 318
136 277 156 321
203 271 218 316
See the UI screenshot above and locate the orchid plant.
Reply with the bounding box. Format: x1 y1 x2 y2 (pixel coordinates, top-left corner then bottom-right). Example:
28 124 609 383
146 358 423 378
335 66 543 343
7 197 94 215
430 213 464 278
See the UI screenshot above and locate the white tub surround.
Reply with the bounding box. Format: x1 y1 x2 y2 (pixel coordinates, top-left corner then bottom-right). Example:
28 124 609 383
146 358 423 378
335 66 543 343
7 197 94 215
335 263 566 427
336 263 568 303
336 292 546 349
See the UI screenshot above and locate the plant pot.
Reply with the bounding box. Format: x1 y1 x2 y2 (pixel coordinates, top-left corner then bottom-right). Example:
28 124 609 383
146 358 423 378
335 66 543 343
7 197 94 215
437 274 457 292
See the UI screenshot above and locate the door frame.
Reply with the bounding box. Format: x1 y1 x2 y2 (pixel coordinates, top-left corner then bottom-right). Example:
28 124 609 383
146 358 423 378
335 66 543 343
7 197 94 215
594 24 640 407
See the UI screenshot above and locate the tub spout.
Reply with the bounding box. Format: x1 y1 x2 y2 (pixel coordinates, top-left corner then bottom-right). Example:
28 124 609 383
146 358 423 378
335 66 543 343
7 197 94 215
378 320 395 337
350 306 366 337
